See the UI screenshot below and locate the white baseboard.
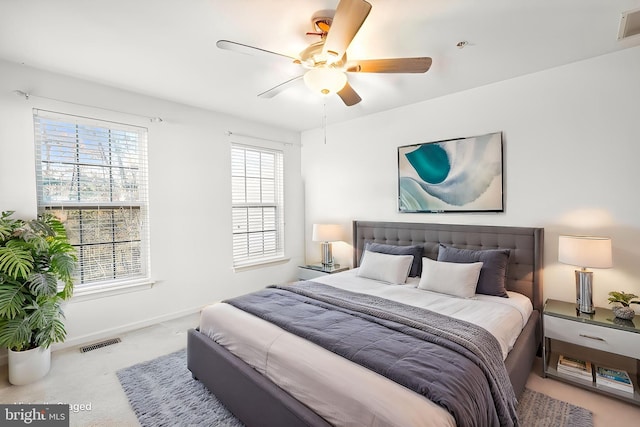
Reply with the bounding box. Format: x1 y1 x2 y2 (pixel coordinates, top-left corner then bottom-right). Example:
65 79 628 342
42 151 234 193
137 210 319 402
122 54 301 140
0 305 204 367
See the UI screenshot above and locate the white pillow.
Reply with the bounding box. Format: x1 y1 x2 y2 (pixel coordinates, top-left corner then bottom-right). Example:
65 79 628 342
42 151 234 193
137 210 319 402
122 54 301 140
357 250 414 285
417 257 483 298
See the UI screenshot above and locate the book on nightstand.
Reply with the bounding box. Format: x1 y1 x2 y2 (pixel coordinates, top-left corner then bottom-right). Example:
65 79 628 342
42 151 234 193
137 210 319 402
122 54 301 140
556 355 593 381
595 366 634 394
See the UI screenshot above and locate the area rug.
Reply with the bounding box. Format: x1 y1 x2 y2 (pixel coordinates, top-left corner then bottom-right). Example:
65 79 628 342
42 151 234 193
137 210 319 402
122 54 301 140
117 349 593 427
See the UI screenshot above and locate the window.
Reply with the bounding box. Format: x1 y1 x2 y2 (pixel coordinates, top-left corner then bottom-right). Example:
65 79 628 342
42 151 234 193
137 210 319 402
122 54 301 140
34 110 150 290
231 144 284 267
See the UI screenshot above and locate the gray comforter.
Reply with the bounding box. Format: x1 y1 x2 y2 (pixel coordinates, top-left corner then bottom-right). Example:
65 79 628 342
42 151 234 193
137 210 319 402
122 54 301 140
224 281 518 427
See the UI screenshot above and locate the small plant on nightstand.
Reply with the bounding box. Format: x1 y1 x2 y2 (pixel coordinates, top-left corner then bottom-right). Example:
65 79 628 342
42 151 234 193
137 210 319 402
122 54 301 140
607 291 640 320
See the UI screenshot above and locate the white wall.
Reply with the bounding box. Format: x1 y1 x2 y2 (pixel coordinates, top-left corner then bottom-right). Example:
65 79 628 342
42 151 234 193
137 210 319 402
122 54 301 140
0 59 304 355
301 46 640 310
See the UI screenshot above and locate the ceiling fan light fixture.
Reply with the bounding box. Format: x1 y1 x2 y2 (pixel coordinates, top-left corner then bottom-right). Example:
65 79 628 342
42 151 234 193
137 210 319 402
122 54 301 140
218 0 429 107
303 68 347 95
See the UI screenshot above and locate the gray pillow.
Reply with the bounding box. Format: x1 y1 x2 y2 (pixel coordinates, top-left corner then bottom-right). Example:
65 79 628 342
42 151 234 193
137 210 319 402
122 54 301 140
364 242 424 277
437 244 511 298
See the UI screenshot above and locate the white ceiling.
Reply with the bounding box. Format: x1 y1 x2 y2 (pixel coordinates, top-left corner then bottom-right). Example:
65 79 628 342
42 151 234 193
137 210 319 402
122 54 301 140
1 0 639 131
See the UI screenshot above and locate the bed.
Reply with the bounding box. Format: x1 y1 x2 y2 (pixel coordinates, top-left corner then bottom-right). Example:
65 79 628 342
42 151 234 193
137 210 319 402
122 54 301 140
187 221 544 427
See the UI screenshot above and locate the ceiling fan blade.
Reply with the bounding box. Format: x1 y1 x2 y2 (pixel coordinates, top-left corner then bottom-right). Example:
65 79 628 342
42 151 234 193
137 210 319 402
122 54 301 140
258 75 304 98
217 40 298 63
346 57 432 73
323 0 372 60
337 81 362 106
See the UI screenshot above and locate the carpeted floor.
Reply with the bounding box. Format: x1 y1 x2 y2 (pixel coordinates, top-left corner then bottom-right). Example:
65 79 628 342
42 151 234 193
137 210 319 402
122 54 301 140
117 349 593 427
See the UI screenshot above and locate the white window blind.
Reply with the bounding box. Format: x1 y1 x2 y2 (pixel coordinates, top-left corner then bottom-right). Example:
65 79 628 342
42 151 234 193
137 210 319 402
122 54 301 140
231 144 285 267
34 109 150 288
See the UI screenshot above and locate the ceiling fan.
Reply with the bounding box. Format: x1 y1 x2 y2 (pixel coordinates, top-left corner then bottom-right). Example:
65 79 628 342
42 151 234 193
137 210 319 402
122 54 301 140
217 0 432 106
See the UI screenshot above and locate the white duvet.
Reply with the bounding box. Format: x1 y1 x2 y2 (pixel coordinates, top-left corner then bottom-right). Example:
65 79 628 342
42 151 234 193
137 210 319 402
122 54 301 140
200 269 533 427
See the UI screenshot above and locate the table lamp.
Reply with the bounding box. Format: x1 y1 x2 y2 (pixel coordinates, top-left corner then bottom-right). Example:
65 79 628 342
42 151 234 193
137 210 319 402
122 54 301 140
312 224 342 267
558 235 612 314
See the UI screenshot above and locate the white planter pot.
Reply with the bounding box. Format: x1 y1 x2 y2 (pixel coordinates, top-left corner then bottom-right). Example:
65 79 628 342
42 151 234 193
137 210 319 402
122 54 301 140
8 346 51 385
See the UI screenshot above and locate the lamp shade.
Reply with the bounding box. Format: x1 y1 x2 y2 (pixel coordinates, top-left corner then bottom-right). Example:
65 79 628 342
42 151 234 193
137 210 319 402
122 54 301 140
303 68 347 95
558 235 612 269
312 224 343 242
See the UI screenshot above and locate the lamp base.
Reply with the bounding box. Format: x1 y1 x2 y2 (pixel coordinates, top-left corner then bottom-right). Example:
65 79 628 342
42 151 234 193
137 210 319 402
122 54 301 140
575 270 595 314
321 242 333 267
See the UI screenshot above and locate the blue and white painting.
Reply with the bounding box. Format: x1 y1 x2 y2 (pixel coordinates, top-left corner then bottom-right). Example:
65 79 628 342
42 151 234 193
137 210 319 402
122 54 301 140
398 132 503 212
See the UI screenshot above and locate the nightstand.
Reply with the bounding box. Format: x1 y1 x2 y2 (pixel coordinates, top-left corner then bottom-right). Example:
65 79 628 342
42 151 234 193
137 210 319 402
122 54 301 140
543 298 640 405
298 264 349 280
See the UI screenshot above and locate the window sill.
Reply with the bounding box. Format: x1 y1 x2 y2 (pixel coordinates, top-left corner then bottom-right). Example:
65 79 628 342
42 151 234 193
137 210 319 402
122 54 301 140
233 257 291 272
68 279 155 303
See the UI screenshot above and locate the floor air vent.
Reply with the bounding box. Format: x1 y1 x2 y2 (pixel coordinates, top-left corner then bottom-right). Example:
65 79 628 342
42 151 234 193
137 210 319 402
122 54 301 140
80 338 122 353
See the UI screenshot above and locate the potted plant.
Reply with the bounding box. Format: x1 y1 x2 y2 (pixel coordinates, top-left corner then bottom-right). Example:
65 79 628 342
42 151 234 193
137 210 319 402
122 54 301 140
0 211 77 385
607 291 640 320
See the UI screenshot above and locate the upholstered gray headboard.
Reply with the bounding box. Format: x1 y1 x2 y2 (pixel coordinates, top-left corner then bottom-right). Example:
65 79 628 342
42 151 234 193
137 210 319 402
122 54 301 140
353 221 544 312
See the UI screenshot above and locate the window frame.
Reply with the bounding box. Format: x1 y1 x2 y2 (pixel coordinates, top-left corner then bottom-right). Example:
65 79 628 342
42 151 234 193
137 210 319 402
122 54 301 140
231 143 286 269
33 109 151 295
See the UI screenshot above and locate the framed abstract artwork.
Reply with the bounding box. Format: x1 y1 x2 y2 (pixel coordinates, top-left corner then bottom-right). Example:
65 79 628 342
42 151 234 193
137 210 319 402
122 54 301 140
398 132 504 213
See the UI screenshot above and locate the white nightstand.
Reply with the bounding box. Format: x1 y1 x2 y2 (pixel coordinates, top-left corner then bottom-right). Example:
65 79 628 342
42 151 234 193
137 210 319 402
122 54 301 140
298 264 349 280
543 298 640 405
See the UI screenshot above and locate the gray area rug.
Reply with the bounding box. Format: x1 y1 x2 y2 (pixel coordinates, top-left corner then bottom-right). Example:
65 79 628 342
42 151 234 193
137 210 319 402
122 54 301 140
117 349 593 427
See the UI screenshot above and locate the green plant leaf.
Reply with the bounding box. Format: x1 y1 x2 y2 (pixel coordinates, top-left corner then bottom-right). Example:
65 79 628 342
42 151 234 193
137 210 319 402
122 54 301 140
0 241 34 280
0 223 13 241
0 317 32 351
607 291 639 306
27 272 58 297
43 214 69 241
26 218 53 236
49 238 76 255
57 280 74 300
28 299 51 331
0 283 28 319
50 252 77 282
0 211 20 241
30 298 65 343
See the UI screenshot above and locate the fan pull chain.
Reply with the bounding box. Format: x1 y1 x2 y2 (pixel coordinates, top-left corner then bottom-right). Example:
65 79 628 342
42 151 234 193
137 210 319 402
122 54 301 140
323 100 327 145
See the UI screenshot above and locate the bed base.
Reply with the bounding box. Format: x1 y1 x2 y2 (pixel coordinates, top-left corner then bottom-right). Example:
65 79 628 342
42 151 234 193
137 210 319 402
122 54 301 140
187 310 539 427
505 309 540 397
